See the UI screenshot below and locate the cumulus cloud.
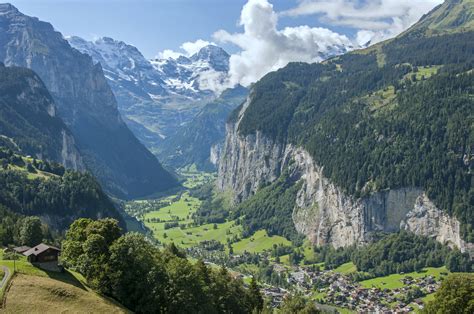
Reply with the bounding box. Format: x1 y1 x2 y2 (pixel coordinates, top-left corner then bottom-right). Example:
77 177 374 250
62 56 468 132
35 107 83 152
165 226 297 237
157 39 215 59
282 0 443 45
157 0 442 88
213 0 353 86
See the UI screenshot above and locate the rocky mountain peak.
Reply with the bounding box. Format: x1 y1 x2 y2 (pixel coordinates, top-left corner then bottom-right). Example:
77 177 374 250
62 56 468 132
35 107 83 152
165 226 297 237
0 3 19 15
190 45 230 72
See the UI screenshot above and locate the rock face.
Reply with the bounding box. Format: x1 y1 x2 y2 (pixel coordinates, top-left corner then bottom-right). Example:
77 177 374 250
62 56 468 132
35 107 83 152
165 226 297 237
0 4 177 198
0 63 83 169
218 97 472 253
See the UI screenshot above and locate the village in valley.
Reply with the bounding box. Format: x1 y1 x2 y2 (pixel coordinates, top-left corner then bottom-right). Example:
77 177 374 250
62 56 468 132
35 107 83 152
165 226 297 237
122 169 452 314
260 264 441 313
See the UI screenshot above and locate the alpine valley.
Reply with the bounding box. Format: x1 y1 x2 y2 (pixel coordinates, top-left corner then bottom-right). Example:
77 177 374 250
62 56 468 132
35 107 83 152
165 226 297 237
0 1 472 314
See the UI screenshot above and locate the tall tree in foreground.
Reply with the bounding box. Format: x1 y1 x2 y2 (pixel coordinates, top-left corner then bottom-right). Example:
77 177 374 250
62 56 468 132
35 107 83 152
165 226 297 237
62 218 256 313
423 273 474 314
249 276 264 313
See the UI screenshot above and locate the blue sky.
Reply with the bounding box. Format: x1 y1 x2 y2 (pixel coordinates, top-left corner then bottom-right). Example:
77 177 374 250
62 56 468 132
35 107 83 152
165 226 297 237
7 0 441 85
8 0 355 58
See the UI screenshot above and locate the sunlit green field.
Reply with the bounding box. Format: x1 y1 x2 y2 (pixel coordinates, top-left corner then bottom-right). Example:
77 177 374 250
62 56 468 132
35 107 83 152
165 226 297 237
141 191 242 247
232 230 291 254
359 266 449 290
178 164 215 189
334 262 357 274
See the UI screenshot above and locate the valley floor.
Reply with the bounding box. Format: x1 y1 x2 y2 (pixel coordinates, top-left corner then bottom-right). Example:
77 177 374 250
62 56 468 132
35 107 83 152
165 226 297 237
123 168 457 312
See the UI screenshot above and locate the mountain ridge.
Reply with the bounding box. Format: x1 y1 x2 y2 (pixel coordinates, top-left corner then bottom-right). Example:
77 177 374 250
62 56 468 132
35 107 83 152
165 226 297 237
0 4 178 199
68 36 232 153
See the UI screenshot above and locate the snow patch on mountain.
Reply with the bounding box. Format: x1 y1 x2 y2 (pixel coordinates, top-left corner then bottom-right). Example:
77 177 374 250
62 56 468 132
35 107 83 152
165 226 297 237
67 36 232 97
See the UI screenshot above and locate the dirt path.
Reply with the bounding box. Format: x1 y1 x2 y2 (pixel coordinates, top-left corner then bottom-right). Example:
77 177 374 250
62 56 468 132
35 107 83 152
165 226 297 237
0 266 9 290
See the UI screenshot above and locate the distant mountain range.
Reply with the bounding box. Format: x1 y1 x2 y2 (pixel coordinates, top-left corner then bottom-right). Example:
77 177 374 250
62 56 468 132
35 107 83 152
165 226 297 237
68 36 232 151
68 35 353 166
0 3 177 199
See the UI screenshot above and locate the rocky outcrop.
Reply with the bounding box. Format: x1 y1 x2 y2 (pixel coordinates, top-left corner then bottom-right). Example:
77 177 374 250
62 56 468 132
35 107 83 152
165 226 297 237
401 194 474 253
217 98 284 202
217 97 472 253
60 130 83 170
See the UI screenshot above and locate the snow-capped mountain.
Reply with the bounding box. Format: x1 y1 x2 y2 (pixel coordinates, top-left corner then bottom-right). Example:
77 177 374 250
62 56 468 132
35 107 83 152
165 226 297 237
67 35 352 163
150 44 231 97
67 36 232 150
68 36 230 103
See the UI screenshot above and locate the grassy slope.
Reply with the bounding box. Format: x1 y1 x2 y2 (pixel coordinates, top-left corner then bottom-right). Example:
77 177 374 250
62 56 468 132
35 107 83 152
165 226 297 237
1 274 128 313
0 253 128 313
334 262 357 274
359 266 449 289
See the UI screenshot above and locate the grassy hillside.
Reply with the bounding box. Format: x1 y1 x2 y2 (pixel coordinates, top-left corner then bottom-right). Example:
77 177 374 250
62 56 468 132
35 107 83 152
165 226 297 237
409 0 474 35
0 251 128 313
2 274 128 313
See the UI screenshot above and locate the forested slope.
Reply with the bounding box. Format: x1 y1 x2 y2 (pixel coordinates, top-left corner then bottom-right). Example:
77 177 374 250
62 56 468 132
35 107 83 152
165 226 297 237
230 1 473 241
0 148 123 232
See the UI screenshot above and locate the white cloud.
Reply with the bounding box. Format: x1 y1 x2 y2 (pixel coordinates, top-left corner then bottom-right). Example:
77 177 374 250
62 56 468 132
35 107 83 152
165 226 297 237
156 39 215 59
157 49 183 59
157 0 442 88
181 39 214 56
213 0 353 86
197 69 232 95
282 0 443 45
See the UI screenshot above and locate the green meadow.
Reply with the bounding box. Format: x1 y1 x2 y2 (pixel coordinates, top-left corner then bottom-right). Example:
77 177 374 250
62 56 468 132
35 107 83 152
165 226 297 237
232 230 291 254
359 266 449 290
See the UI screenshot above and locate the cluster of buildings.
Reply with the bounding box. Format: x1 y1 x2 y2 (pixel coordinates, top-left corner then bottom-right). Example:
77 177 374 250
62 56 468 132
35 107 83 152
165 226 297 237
260 264 442 313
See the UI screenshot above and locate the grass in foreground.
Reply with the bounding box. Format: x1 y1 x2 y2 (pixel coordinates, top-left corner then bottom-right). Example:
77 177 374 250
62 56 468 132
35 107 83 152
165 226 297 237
1 274 128 313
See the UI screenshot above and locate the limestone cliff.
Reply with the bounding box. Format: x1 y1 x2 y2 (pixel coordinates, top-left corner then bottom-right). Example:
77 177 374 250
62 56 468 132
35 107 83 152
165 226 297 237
217 97 473 253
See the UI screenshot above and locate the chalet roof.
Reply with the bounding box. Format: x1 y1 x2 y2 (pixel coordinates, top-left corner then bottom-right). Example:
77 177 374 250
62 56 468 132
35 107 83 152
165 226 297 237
23 243 60 257
13 246 31 253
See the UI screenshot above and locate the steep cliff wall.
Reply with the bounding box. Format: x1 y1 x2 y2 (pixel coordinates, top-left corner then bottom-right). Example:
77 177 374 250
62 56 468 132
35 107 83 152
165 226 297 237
0 64 84 170
217 98 473 253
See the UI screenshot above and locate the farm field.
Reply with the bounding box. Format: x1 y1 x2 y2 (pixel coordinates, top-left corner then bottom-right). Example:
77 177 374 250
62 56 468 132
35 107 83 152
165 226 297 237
359 266 449 290
232 230 291 254
179 164 215 189
140 190 242 248
334 262 357 274
132 172 296 254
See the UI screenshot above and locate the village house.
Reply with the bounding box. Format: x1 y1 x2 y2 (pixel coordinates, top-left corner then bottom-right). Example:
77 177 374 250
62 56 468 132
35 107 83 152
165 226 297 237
12 246 31 254
22 243 61 271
